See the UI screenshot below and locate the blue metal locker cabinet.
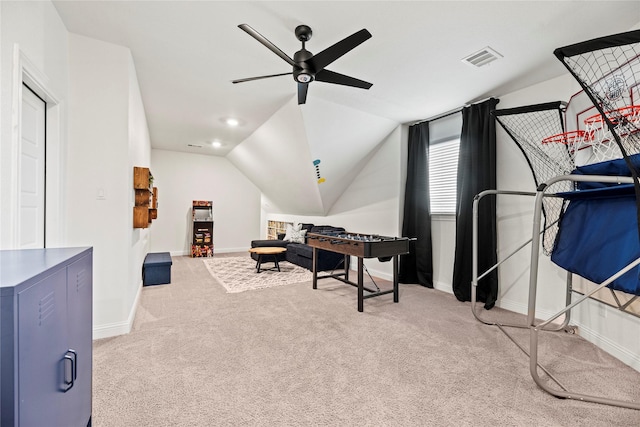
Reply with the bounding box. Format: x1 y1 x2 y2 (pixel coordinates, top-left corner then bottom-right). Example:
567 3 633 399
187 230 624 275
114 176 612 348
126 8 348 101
0 247 93 427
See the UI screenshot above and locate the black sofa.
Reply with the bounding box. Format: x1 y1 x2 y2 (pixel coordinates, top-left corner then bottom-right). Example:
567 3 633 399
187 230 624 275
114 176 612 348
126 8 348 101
250 224 348 272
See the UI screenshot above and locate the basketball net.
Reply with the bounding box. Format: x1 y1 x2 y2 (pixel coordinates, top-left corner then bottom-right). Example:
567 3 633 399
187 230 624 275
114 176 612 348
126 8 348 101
583 106 640 163
494 102 573 255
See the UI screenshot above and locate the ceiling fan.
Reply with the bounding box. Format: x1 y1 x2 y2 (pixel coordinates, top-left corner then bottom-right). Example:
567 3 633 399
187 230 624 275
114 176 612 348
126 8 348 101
232 24 373 104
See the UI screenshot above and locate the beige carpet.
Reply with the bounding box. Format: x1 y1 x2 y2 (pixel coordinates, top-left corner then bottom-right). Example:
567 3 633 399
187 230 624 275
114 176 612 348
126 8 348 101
92 254 640 426
203 256 312 293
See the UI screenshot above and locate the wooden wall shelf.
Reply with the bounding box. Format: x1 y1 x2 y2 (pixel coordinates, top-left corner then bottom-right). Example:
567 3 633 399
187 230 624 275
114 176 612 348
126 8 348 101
133 166 158 228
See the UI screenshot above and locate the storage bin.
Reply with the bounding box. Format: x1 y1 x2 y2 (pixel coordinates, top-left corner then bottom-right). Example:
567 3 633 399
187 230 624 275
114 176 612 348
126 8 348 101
143 252 172 286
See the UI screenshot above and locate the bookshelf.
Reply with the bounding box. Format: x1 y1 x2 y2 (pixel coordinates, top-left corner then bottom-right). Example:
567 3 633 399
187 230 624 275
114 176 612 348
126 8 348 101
267 220 292 240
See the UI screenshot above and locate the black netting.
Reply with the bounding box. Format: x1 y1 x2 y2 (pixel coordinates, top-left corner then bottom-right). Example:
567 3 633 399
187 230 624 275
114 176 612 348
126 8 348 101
555 31 640 162
494 102 573 254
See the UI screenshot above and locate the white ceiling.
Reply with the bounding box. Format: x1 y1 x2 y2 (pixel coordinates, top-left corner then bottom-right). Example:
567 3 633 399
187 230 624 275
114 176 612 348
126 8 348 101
51 1 640 214
52 1 640 157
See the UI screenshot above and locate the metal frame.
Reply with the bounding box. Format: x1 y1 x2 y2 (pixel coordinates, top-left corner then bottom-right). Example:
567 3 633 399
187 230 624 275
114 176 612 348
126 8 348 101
472 174 640 410
471 189 572 333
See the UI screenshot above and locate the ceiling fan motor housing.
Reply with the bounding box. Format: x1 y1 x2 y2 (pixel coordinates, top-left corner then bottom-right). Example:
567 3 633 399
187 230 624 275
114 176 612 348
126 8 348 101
293 48 314 83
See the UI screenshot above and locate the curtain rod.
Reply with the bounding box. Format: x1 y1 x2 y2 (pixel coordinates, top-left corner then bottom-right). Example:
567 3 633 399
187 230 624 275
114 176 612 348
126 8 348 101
409 96 498 126
410 106 462 126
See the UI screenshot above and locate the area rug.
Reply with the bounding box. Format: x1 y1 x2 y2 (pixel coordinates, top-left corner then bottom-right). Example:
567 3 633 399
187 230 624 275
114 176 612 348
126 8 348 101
203 256 313 293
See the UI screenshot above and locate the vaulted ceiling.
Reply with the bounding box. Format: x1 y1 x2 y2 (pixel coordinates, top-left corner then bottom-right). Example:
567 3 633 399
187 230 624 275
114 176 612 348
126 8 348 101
52 1 640 214
226 96 397 214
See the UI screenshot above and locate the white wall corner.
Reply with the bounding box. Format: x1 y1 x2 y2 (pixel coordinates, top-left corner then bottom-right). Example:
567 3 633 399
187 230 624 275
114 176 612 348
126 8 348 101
93 280 143 340
433 281 453 294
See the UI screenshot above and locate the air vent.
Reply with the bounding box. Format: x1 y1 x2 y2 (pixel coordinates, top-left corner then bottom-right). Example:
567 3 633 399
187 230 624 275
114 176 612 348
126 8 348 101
187 144 203 148
462 47 503 67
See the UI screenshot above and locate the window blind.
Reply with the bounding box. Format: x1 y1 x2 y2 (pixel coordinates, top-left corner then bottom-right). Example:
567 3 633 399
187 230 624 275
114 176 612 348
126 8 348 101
429 138 460 214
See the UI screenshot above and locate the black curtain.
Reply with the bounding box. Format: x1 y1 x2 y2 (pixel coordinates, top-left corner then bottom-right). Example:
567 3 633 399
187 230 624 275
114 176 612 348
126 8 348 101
399 121 433 288
452 98 499 309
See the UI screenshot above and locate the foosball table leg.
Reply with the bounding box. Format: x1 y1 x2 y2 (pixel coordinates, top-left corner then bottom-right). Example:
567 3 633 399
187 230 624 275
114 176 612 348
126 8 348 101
393 255 399 303
344 254 350 282
312 247 318 290
357 257 364 312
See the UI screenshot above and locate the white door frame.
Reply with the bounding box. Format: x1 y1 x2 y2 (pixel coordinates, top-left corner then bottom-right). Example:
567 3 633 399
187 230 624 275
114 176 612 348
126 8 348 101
10 44 64 248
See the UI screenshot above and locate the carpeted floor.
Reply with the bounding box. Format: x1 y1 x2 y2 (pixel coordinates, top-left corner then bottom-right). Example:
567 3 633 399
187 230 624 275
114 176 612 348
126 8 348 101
92 254 640 426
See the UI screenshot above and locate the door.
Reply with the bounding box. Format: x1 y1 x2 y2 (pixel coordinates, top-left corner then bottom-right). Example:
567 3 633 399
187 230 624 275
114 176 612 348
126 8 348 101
19 84 46 248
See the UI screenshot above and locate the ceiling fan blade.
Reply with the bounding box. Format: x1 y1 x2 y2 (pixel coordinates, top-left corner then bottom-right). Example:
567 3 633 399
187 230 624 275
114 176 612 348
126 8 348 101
315 69 372 89
307 29 371 72
238 24 297 67
232 72 292 84
298 82 309 105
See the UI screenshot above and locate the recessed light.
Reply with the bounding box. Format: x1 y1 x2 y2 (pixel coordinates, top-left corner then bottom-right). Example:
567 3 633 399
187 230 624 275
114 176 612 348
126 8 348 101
211 141 222 148
225 118 239 127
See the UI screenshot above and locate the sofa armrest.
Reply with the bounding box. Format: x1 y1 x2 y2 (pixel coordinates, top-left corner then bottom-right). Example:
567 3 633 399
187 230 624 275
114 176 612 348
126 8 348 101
251 239 289 249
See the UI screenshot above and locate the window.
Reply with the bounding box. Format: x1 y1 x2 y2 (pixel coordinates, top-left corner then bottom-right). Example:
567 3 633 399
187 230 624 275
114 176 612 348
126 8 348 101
429 138 460 214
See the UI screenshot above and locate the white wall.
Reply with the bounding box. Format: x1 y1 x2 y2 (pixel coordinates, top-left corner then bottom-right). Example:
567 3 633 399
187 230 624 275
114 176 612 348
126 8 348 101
127 50 153 321
264 125 404 279
1 4 152 340
66 33 151 339
495 74 581 316
431 217 457 292
149 149 261 255
0 0 69 248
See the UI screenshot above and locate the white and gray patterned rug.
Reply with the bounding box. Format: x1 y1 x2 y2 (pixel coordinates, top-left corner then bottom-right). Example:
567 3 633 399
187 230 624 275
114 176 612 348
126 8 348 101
203 256 313 293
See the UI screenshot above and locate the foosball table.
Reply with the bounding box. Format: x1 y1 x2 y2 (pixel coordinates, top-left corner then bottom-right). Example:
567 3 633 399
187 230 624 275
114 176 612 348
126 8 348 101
306 231 411 312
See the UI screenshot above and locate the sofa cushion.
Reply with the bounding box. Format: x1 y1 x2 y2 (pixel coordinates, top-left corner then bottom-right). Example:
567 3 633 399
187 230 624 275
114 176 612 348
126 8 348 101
250 238 288 263
287 242 313 259
284 226 307 243
283 222 302 241
251 239 288 248
286 242 347 271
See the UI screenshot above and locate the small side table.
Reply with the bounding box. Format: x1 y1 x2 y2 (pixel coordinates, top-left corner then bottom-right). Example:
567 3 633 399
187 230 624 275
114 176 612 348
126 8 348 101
248 247 287 273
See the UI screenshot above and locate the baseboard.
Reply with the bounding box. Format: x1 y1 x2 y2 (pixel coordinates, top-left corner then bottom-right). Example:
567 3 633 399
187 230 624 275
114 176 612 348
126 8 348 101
499 295 640 372
93 320 131 340
575 321 640 372
92 280 143 340
365 267 392 282
496 296 560 320
170 247 248 257
433 281 453 294
215 247 248 254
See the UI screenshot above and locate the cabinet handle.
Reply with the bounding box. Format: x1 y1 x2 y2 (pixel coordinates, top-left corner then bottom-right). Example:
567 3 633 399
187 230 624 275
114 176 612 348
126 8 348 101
63 349 77 392
69 349 78 380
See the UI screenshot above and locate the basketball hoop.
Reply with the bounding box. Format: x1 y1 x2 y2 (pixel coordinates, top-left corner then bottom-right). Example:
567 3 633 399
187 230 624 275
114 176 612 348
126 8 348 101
584 105 640 127
541 130 593 162
582 106 640 163
541 130 592 145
